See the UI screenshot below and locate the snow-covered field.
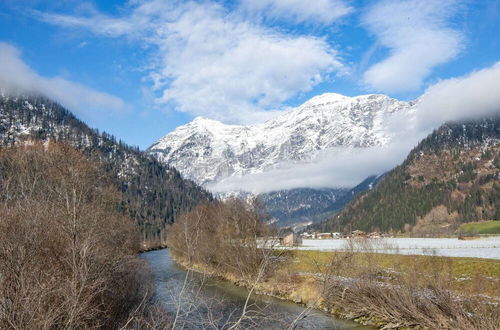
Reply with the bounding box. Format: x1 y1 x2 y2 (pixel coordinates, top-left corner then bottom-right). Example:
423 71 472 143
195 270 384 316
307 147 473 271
297 237 500 259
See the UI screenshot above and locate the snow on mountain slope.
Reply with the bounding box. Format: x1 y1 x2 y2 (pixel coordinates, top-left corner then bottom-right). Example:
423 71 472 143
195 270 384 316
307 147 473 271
149 93 414 188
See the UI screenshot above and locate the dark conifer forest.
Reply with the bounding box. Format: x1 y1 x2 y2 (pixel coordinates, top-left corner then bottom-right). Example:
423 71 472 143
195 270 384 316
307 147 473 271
313 116 500 234
0 93 212 244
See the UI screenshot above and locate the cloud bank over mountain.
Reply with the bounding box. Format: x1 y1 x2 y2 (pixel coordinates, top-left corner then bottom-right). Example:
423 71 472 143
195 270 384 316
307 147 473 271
153 61 500 193
0 43 125 117
36 1 344 124
417 61 500 130
207 143 413 193
33 0 467 125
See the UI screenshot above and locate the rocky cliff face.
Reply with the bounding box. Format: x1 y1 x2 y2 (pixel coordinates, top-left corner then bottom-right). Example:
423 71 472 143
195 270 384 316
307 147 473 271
148 92 415 226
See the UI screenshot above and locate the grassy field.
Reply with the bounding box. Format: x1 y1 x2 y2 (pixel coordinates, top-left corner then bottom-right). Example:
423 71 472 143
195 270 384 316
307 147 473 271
458 220 500 234
277 250 500 297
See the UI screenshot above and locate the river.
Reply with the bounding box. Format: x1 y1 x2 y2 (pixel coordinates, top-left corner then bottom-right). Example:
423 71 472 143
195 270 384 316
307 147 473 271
141 249 370 329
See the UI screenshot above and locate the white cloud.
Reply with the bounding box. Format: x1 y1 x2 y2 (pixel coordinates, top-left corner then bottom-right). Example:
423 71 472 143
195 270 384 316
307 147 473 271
35 0 344 124
154 3 343 123
417 61 500 130
33 1 165 38
208 141 415 193
362 0 463 93
0 43 125 117
238 0 353 25
210 61 500 193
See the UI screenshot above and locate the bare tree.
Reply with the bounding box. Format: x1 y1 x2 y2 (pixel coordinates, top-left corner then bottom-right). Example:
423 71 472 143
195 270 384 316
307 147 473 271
0 143 153 329
165 196 311 329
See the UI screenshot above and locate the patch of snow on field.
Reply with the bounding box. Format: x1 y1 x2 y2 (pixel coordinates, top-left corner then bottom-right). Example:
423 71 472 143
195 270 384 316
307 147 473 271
297 237 500 259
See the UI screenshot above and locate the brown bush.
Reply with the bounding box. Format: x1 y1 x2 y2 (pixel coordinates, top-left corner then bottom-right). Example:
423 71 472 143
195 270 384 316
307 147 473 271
319 240 500 329
167 197 277 282
0 143 154 329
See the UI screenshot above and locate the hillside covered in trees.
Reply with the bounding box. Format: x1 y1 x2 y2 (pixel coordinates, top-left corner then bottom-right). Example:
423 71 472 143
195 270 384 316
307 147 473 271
314 116 500 235
0 93 211 244
260 175 383 228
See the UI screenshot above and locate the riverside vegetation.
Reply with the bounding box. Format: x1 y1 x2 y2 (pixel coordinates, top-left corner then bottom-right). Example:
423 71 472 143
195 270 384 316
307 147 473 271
0 143 174 328
0 142 311 329
168 203 500 329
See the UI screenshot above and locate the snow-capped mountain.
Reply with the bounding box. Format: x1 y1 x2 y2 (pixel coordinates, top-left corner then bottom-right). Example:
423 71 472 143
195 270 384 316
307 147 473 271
149 93 414 187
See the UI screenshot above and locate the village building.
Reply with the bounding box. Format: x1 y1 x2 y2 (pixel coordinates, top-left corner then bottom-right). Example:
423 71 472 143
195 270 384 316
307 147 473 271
350 230 366 238
316 232 333 239
279 231 303 246
300 232 314 239
368 231 383 239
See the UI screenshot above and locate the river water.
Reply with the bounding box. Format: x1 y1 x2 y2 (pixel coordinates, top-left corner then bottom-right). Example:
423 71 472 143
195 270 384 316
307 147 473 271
141 249 369 329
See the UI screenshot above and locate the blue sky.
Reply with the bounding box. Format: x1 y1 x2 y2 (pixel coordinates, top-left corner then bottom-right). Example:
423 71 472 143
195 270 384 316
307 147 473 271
0 0 499 149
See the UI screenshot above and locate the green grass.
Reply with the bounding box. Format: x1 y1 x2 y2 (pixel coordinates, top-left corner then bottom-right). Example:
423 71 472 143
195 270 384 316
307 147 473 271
458 220 500 234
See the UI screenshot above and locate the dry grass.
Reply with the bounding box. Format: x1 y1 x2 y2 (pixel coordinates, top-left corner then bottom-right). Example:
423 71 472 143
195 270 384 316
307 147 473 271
273 241 500 329
284 249 500 297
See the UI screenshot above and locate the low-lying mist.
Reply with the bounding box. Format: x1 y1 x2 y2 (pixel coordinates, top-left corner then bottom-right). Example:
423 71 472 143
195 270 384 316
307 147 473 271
209 61 500 194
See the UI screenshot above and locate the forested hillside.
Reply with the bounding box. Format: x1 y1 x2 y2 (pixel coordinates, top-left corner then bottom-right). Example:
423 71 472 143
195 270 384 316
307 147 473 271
0 93 211 244
315 116 500 235
262 176 382 228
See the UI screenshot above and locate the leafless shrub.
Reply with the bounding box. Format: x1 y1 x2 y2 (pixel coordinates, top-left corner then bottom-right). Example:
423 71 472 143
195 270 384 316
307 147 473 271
319 238 500 329
0 143 159 329
166 197 314 329
168 197 277 281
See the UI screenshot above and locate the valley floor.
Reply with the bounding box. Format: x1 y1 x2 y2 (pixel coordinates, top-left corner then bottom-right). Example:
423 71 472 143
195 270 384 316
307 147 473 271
286 250 500 298
294 237 500 259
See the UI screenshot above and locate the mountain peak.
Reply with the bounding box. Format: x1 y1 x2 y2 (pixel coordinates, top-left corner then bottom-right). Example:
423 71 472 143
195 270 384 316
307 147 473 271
192 116 217 123
300 93 392 108
149 91 415 188
302 92 351 107
189 116 222 126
